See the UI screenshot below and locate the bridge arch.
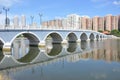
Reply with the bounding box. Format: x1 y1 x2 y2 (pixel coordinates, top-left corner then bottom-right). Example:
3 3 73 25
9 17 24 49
66 32 78 42
10 32 40 46
67 42 77 53
96 34 99 40
0 38 5 47
17 46 40 63
46 43 62 57
0 38 5 44
89 33 95 41
80 33 88 41
44 32 63 44
100 35 102 40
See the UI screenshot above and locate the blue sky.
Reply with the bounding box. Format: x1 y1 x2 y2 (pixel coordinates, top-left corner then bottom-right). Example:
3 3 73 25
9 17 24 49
0 0 120 24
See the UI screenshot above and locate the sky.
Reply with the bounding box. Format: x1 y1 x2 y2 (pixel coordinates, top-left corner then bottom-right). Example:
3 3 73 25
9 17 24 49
0 0 120 24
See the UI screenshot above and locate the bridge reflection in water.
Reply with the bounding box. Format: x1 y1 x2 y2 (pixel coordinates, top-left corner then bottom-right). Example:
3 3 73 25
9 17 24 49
0 39 120 80
0 38 120 66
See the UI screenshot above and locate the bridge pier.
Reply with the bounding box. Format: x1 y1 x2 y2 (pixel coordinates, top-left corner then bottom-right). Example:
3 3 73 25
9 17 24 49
3 43 11 55
77 39 81 43
87 39 90 41
38 41 46 47
61 40 68 44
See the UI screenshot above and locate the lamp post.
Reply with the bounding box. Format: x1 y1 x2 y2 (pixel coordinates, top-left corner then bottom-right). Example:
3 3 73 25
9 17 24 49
3 7 9 29
30 16 34 26
39 13 42 26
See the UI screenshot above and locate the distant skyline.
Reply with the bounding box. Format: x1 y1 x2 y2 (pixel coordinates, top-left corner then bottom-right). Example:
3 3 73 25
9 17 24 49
0 0 120 24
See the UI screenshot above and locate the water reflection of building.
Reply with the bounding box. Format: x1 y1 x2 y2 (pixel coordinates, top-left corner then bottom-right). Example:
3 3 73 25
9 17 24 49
80 49 120 62
67 42 77 53
66 54 81 62
0 72 12 80
45 36 53 53
66 40 120 63
1 40 120 78
12 37 29 59
47 43 62 56
1 39 120 71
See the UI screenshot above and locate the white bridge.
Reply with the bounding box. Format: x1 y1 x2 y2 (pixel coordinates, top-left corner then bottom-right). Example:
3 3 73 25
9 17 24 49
0 29 108 52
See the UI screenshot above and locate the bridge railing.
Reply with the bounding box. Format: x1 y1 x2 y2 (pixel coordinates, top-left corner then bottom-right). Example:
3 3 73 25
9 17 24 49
0 25 40 30
0 25 106 35
0 25 90 30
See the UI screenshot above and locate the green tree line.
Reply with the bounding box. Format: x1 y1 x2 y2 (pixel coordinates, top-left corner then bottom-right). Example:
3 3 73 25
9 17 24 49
110 30 120 37
98 29 120 37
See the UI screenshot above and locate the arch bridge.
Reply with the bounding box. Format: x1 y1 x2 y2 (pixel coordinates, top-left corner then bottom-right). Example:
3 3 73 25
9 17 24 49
0 29 107 52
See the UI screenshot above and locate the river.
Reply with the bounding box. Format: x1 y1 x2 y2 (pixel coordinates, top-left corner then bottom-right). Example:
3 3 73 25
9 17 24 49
0 39 120 80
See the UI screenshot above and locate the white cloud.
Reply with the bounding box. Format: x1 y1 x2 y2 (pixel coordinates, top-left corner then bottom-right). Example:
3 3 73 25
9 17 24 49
113 0 120 5
0 0 21 7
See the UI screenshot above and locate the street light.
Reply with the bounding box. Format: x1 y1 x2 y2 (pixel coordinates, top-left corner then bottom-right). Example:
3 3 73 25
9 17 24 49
30 16 34 26
39 13 42 25
3 7 9 28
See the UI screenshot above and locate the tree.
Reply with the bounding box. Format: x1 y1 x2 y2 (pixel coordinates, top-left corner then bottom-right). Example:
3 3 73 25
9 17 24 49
98 30 103 33
110 30 120 37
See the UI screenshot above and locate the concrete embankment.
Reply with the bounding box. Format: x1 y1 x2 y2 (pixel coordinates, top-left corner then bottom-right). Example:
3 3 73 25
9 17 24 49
107 35 120 39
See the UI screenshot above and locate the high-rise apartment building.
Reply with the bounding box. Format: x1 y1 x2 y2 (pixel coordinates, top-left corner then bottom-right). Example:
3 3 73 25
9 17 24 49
57 19 63 29
53 19 63 29
41 21 47 27
105 14 112 31
115 16 118 30
105 14 119 31
21 15 26 28
86 17 92 30
118 15 120 31
92 16 99 31
41 14 120 32
81 16 87 30
98 17 104 31
62 18 68 29
81 16 91 30
13 15 19 28
78 17 82 29
67 14 81 29
111 16 117 30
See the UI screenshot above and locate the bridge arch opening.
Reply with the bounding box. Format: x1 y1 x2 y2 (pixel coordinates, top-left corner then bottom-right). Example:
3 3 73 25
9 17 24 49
10 32 40 63
67 42 77 53
0 39 4 48
89 33 95 41
17 46 40 63
11 32 40 63
80 33 88 41
11 32 40 46
96 34 99 40
67 33 77 42
100 35 102 40
0 39 4 62
81 41 88 51
46 43 62 57
45 32 63 44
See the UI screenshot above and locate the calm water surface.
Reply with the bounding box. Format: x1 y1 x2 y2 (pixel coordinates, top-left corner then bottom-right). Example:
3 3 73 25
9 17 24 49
0 39 120 80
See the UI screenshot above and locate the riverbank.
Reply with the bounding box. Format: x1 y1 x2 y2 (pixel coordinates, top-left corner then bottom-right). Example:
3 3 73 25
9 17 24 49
107 35 120 39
